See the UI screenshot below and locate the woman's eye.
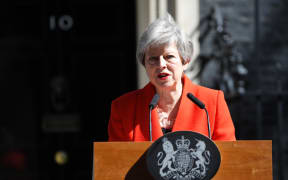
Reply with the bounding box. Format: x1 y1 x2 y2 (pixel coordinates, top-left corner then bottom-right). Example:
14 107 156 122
165 55 176 62
166 55 175 59
149 57 158 61
148 57 159 64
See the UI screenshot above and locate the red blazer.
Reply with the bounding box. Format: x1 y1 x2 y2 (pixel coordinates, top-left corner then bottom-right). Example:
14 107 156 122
108 75 236 141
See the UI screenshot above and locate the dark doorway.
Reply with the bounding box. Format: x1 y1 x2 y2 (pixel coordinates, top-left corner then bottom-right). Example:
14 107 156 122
0 1 137 179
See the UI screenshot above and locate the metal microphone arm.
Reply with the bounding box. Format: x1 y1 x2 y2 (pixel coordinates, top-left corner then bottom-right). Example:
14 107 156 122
149 94 159 141
187 93 212 139
149 106 153 141
204 108 211 139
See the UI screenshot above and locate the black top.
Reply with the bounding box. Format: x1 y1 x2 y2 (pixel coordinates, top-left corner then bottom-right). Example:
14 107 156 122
161 128 172 134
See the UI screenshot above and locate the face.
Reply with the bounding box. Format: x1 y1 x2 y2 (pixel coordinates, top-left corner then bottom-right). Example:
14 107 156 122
144 42 188 91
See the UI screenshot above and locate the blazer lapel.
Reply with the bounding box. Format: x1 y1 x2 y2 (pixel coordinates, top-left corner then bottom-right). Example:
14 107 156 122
151 107 163 140
134 83 163 141
172 75 208 136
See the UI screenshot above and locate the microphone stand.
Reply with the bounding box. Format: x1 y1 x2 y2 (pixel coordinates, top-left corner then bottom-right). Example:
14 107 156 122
149 94 159 141
204 107 211 139
149 106 153 141
187 93 212 139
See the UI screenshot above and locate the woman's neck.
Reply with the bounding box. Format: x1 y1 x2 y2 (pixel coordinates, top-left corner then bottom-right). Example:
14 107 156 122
156 82 182 112
156 82 182 129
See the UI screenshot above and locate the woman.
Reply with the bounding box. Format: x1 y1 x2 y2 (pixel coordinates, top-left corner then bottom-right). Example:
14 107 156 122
108 14 235 141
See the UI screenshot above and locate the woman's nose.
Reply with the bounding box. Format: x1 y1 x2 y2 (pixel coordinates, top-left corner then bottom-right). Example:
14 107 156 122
159 56 167 68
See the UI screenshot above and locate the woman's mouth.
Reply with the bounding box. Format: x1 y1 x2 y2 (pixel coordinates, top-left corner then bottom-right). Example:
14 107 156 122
158 73 169 80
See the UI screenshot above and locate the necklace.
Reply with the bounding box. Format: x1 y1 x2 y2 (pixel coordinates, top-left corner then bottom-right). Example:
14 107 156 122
156 106 176 129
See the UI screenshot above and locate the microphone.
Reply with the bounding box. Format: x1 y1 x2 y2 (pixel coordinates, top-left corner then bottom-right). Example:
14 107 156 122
187 93 211 139
149 94 159 141
187 93 205 109
149 94 160 109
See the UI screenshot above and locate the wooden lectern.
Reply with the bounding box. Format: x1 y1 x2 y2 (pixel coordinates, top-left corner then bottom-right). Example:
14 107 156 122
93 140 272 180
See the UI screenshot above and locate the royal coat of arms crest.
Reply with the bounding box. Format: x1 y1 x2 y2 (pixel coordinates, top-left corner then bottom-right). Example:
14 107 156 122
146 131 220 180
157 136 210 180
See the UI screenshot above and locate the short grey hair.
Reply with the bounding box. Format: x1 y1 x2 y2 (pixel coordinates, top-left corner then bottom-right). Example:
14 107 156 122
136 14 193 66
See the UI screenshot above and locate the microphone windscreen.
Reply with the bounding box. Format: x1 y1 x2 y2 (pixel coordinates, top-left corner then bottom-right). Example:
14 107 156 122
149 94 160 109
187 93 205 109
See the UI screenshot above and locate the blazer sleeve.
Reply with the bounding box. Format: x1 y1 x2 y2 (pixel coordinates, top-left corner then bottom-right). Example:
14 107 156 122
108 99 134 141
108 101 126 141
212 91 236 141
